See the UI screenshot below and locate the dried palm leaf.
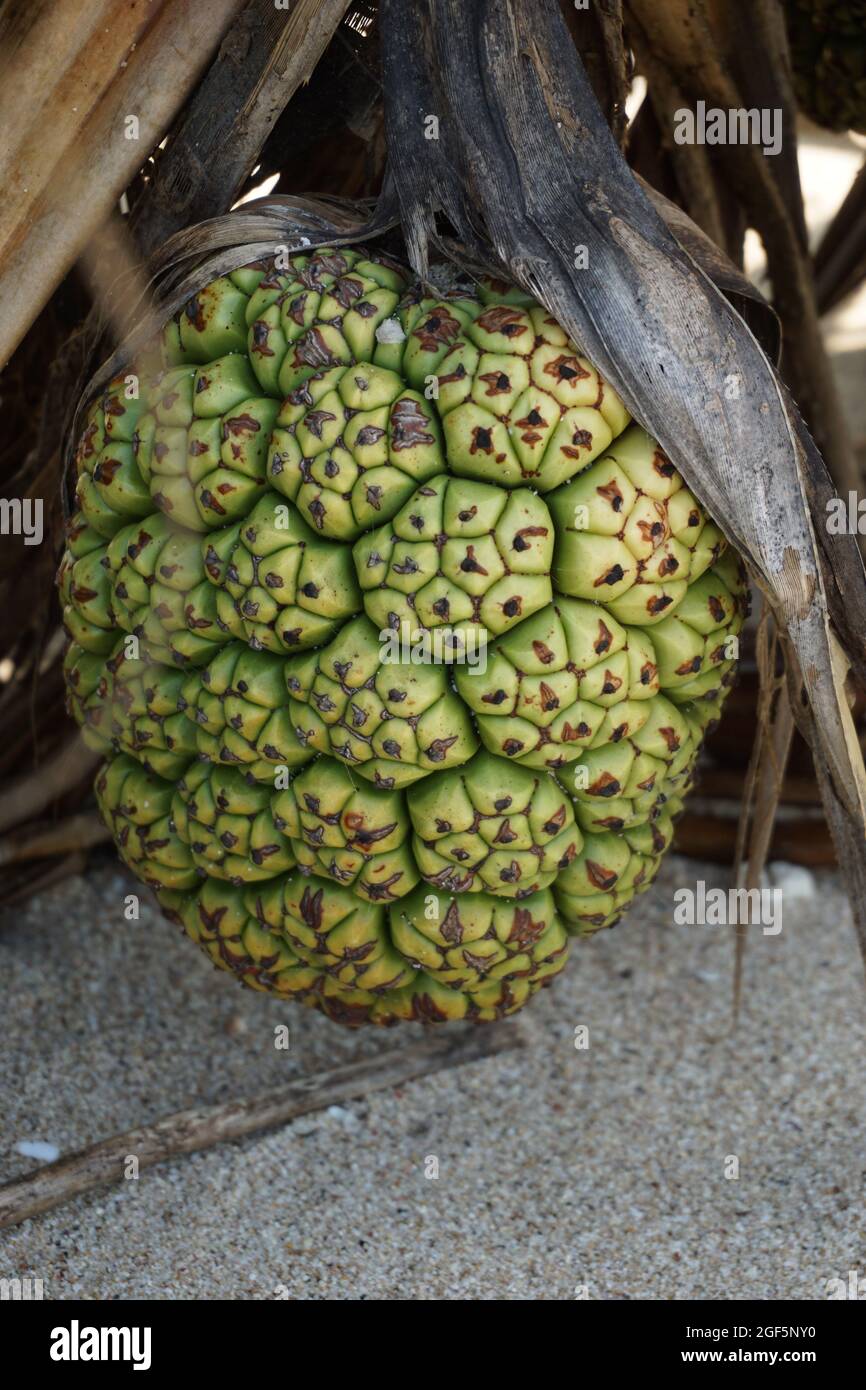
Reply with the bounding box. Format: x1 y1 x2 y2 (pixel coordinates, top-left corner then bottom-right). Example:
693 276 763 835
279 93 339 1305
0 0 247 369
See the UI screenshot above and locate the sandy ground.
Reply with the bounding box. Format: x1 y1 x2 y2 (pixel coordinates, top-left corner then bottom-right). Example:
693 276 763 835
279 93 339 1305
0 853 863 1301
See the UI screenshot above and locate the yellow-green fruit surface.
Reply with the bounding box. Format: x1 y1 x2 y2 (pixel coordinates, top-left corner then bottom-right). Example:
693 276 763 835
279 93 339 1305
61 248 748 1026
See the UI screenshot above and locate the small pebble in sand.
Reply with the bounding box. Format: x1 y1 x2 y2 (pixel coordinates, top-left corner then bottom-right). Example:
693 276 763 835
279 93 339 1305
16 1139 60 1162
